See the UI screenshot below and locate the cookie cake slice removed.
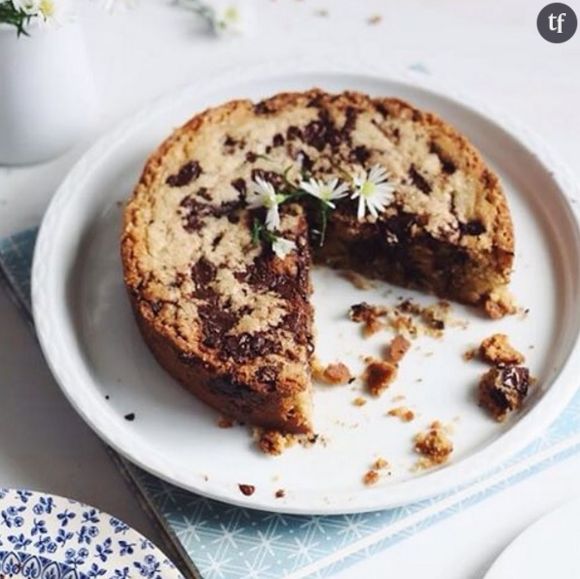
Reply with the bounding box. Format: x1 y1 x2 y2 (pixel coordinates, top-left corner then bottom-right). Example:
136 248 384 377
122 89 515 434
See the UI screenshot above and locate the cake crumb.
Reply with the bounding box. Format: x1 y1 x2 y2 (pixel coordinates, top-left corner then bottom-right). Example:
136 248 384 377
365 359 398 396
313 361 353 385
255 429 295 456
392 394 406 402
478 366 531 421
479 334 525 366
349 302 387 336
363 469 380 485
275 489 286 498
372 457 389 470
342 270 376 290
238 484 255 496
484 289 517 319
463 347 478 361
217 415 234 428
414 422 453 468
385 335 411 364
420 301 450 337
367 14 382 25
353 397 367 407
387 406 415 422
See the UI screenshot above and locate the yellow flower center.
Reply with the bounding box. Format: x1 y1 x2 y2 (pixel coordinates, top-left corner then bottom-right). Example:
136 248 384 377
224 6 239 24
39 0 55 17
361 181 375 198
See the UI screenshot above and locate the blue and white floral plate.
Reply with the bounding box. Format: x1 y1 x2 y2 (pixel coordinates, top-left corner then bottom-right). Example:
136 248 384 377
0 489 182 579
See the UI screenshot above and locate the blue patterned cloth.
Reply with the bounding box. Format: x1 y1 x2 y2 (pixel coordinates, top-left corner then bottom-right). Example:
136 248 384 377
2 228 580 579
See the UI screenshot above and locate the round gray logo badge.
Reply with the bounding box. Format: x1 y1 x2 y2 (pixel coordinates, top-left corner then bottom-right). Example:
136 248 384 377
537 3 577 43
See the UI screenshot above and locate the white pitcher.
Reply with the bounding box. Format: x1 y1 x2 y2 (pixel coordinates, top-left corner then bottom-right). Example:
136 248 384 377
0 20 98 166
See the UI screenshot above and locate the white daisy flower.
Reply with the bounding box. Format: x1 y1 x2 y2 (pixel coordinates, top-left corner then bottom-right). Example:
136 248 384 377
11 0 41 15
38 0 75 27
210 0 248 35
299 177 349 209
177 0 253 37
351 164 396 221
247 177 284 232
271 236 296 259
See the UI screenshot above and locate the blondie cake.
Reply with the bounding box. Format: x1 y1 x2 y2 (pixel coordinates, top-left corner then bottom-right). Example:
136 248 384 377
122 89 515 433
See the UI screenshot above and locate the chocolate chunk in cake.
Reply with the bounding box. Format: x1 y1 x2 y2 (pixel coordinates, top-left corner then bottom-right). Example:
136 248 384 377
478 365 531 421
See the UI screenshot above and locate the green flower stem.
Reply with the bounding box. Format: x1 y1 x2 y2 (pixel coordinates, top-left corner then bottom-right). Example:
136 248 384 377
0 3 32 36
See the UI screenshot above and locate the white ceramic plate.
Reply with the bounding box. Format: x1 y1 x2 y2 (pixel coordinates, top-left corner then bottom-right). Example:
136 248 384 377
0 488 181 578
32 62 580 515
485 497 580 578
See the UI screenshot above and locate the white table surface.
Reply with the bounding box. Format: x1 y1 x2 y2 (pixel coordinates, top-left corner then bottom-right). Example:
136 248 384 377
1 0 579 577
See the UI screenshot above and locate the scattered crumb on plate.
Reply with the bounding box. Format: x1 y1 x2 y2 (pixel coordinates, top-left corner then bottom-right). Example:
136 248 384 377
275 489 286 498
367 14 382 25
483 288 518 319
478 366 532 421
352 397 367 407
349 302 386 336
479 333 525 366
254 429 296 456
363 469 380 485
372 457 389 470
414 422 454 469
124 413 135 422
385 334 411 364
217 415 234 428
312 359 353 385
364 359 398 396
387 406 415 422
238 484 255 496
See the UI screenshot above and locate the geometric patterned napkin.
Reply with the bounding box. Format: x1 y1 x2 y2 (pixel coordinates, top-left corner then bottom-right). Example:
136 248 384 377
2 228 580 579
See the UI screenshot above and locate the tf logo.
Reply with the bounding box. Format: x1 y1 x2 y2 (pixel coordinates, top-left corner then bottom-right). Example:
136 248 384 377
537 3 578 43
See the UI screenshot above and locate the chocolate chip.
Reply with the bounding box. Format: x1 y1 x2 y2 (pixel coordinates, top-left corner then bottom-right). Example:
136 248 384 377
409 164 432 194
224 135 237 148
191 258 216 287
272 133 285 147
460 220 486 236
246 151 258 163
250 169 283 189
196 187 211 201
286 126 303 141
375 102 390 117
254 101 271 115
296 151 313 172
231 178 246 195
166 161 202 187
430 142 457 174
239 484 255 496
351 145 370 164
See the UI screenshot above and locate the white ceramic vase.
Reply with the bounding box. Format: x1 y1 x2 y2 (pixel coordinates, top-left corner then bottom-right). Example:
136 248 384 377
0 20 98 166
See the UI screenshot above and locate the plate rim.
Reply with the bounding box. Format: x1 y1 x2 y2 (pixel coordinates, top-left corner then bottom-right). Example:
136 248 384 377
484 496 580 578
31 58 580 515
